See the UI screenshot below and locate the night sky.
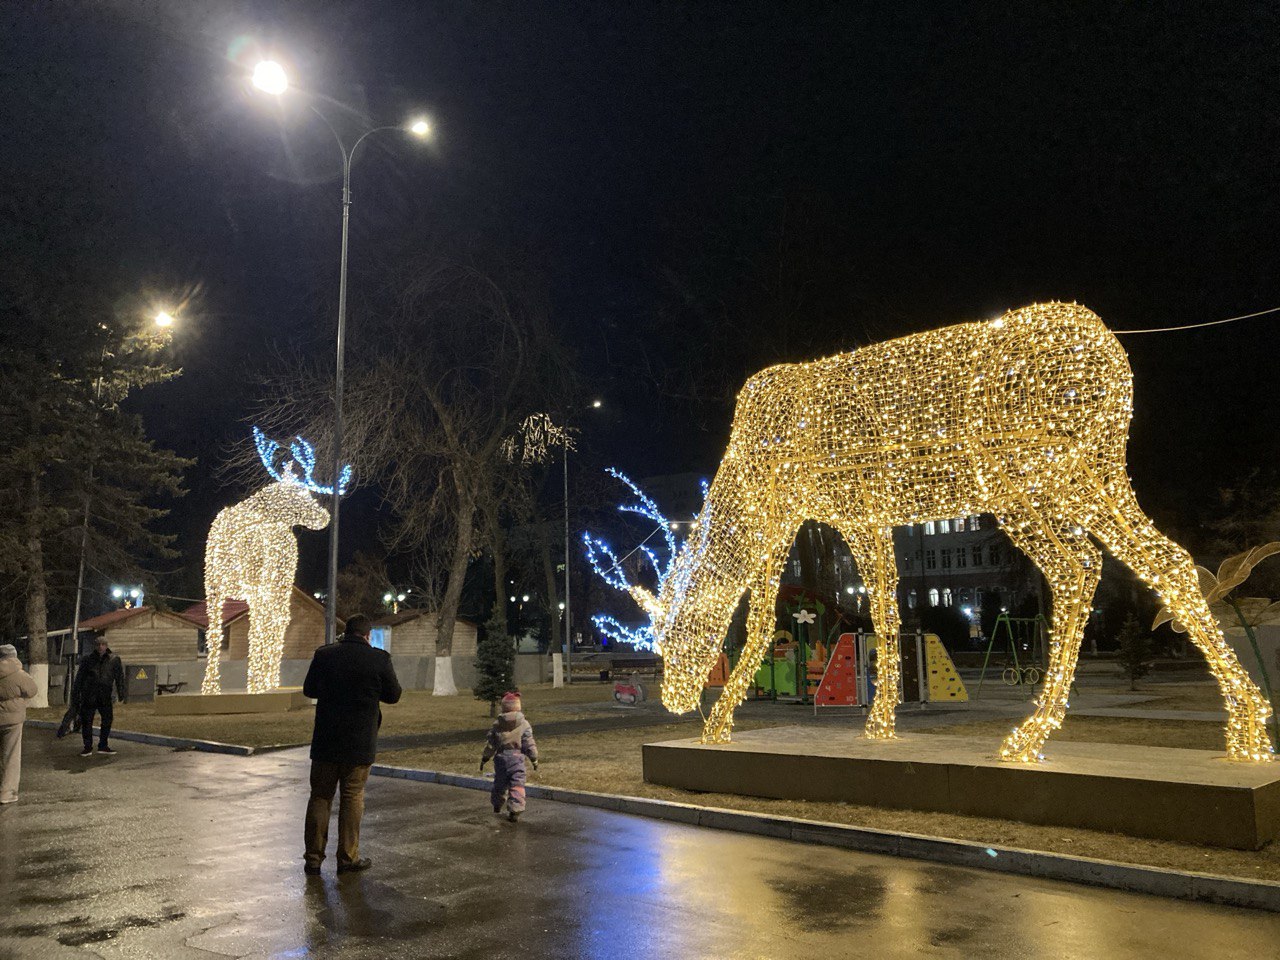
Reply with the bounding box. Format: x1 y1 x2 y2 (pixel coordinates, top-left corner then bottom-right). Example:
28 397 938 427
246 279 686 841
5 2 1279 598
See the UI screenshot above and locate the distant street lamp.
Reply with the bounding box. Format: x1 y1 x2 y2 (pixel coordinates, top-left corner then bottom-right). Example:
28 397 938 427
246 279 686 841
249 59 432 645
505 402 604 683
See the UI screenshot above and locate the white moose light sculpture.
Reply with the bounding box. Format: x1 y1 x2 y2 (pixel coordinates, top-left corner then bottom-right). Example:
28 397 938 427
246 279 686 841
632 302 1272 763
200 428 350 695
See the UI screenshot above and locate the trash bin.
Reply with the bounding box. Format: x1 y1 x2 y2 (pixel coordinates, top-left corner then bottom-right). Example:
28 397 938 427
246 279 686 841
126 664 157 703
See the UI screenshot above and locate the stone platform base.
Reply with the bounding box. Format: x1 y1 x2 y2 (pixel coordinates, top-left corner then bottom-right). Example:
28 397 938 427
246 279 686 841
153 688 312 716
642 726 1280 850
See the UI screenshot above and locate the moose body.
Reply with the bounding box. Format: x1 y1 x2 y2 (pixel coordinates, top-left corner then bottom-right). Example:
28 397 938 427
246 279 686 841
201 431 338 695
649 302 1272 762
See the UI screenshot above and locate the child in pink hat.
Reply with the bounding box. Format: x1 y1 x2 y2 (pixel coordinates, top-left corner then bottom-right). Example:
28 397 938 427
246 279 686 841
480 691 539 821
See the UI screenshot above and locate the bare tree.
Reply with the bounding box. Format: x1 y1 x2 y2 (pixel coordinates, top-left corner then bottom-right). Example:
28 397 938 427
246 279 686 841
247 255 572 693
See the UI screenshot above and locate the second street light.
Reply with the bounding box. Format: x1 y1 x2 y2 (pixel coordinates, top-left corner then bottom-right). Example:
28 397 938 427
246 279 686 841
250 59 431 644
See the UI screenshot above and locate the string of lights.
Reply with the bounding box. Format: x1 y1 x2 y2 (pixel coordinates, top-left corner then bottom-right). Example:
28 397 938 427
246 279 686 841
640 302 1272 762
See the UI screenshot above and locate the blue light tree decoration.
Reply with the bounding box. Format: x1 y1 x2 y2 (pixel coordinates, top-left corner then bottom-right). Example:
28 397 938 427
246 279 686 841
583 469 707 653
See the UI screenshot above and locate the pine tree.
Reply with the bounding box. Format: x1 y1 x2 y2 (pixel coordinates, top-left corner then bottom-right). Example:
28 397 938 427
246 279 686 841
1115 612 1154 691
0 301 189 702
473 616 516 716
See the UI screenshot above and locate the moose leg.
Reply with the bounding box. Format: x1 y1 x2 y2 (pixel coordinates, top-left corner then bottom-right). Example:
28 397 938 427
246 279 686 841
1089 479 1273 761
846 529 902 739
201 591 225 696
995 508 1101 762
246 588 291 694
702 539 791 744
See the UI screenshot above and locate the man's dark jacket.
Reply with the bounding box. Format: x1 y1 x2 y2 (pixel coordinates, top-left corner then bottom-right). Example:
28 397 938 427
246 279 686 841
303 635 402 766
73 647 126 703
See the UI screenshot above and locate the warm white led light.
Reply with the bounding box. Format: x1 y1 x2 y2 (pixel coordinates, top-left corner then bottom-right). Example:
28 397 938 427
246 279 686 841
639 302 1272 762
201 431 336 695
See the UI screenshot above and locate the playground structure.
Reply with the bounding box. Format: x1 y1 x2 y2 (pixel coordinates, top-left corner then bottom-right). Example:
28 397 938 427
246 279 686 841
708 627 967 708
975 613 1051 693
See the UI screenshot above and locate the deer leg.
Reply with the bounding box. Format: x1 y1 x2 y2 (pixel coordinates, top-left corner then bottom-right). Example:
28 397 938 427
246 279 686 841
847 529 902 739
995 507 1101 762
1088 478 1273 761
702 540 790 744
201 592 224 696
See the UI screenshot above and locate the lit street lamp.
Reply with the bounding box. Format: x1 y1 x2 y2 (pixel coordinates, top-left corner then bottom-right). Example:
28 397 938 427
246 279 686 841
249 59 432 645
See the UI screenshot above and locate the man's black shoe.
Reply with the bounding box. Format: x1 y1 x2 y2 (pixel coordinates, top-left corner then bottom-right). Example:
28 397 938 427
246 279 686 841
304 864 321 876
336 858 372 874
98 746 117 755
79 748 93 757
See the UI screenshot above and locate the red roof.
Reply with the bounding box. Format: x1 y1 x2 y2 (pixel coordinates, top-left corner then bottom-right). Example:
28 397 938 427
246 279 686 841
78 607 152 631
182 600 250 629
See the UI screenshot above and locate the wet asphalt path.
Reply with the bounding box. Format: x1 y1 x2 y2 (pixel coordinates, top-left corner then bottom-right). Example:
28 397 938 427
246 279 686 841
2 735 1279 959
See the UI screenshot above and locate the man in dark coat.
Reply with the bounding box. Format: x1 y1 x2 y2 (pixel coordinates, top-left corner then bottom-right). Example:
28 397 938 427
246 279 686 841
302 613 401 875
73 637 126 757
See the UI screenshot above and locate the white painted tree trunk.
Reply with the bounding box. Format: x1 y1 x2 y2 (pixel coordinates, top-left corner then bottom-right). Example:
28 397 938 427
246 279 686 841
28 661 49 709
432 655 458 696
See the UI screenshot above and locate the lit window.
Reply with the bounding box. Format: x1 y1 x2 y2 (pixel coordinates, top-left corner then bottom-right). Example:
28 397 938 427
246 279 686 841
942 588 953 607
908 589 918 610
939 519 951 534
923 521 936 535
954 518 965 533
928 588 939 607
369 627 391 652
970 515 982 530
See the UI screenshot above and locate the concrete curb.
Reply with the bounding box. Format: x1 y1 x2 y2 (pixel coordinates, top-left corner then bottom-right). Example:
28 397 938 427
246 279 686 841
370 762 1280 913
24 719 255 757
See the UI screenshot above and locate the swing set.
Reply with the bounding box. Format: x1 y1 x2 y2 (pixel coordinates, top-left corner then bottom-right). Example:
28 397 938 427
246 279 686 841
975 612 1050 695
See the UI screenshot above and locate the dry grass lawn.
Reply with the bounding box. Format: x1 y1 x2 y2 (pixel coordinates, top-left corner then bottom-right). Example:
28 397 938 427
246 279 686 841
378 713 1280 884
27 682 616 748
915 713 1230 751
1131 682 1232 712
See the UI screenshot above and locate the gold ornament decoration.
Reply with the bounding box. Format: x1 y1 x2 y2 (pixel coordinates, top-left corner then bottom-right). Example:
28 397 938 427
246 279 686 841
201 430 335 695
639 302 1273 762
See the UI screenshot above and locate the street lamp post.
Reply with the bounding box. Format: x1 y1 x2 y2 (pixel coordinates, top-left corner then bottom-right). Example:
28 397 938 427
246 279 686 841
562 441 572 684
251 61 430 644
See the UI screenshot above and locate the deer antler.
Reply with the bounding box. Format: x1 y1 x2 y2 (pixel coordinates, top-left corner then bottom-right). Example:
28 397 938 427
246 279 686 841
252 427 353 496
253 426 285 482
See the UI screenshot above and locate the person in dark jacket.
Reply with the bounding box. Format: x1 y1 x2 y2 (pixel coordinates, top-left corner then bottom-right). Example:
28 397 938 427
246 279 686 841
301 613 401 875
73 637 126 757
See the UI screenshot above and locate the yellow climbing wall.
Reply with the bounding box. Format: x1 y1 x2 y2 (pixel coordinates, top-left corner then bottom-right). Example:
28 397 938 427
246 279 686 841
924 633 968 702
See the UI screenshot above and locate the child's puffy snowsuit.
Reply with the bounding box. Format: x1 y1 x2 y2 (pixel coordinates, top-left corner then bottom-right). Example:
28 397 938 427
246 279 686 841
482 708 538 814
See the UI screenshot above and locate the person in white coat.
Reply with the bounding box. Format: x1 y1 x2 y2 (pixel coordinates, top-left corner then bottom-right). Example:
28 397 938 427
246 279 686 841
0 643 39 804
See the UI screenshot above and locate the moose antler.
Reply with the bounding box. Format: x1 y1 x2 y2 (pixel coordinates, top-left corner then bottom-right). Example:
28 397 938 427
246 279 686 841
253 426 353 496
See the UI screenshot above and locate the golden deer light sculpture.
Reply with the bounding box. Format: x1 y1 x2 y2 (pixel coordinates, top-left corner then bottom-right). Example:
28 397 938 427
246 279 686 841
642 302 1272 762
200 429 344 695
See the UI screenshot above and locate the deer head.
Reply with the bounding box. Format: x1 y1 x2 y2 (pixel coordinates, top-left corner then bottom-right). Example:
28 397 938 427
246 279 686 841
251 427 347 531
